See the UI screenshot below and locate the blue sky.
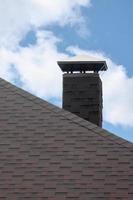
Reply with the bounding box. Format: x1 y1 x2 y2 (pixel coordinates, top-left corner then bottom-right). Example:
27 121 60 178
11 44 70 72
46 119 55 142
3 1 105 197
0 0 133 142
88 0 133 76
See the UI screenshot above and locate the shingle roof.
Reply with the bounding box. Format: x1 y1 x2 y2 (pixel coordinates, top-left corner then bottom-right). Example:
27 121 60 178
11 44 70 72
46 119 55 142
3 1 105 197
0 77 133 200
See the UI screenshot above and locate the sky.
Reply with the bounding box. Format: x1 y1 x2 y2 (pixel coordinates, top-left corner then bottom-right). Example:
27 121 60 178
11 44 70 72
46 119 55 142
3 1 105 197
0 0 133 142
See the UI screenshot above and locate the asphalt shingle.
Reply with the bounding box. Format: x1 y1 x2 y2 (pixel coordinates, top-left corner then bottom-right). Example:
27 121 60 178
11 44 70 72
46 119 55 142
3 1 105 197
0 77 133 200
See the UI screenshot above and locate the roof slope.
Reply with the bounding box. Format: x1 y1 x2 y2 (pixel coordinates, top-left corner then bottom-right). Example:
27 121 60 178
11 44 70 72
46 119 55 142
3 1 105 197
0 77 133 200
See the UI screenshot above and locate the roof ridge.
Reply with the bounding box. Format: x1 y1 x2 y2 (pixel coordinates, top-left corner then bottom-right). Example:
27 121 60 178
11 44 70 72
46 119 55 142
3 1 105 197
0 77 133 150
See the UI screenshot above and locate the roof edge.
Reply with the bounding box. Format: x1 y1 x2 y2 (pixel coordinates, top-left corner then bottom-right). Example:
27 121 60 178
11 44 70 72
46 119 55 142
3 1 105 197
0 77 132 150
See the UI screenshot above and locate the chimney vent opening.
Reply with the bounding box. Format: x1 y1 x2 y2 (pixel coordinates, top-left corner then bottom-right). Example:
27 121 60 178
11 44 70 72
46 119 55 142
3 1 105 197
58 61 107 74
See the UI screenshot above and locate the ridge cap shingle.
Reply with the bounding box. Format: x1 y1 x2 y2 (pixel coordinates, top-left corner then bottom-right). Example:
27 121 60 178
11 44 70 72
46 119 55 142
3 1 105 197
0 77 133 150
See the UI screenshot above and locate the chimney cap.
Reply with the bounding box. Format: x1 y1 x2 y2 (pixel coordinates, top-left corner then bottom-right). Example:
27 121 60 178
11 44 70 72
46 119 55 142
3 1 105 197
58 60 107 73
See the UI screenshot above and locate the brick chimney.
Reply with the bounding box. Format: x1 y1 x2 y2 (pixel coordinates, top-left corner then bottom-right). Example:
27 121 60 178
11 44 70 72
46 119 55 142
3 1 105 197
58 57 107 127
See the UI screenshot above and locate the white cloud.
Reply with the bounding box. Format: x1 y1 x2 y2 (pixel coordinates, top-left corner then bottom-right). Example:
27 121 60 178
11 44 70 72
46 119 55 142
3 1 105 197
0 0 91 48
0 0 91 103
0 30 67 100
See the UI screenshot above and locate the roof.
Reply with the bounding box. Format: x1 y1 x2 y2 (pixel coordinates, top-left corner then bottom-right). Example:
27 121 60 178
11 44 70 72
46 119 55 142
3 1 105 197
58 61 107 73
0 77 133 199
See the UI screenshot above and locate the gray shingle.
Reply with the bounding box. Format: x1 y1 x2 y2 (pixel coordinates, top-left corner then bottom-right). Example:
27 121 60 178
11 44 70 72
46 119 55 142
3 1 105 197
0 77 133 200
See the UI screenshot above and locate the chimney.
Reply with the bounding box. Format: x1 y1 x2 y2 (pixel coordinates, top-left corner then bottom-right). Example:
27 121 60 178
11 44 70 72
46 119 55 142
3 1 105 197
58 57 107 127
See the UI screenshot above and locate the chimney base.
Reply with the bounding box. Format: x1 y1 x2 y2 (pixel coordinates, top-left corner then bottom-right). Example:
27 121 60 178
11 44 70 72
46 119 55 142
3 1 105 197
63 73 103 127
